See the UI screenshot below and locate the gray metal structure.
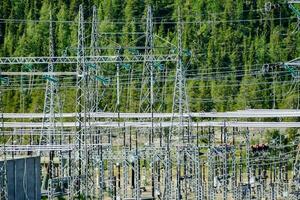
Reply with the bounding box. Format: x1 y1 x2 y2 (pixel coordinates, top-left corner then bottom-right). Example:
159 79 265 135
0 70 8 200
0 3 299 200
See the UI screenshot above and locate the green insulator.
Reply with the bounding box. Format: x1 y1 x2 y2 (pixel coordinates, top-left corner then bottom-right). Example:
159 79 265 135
43 75 58 83
95 76 110 86
154 62 164 70
122 63 131 70
170 48 177 54
87 63 97 69
183 49 192 56
0 76 9 85
284 64 297 77
128 48 139 55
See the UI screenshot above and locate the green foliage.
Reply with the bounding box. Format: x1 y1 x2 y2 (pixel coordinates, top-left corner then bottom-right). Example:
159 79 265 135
286 128 299 141
265 129 291 155
0 0 299 112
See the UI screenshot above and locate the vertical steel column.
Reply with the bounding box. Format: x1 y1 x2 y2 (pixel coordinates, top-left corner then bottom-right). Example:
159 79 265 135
208 127 215 200
246 128 251 200
0 71 8 200
40 11 62 199
232 146 238 200
223 125 228 200
171 5 190 143
72 4 88 198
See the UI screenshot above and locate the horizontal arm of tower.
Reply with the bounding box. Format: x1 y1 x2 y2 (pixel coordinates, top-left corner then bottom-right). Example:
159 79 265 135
2 121 300 128
288 1 300 4
3 109 300 119
0 144 111 152
0 54 177 65
0 72 77 76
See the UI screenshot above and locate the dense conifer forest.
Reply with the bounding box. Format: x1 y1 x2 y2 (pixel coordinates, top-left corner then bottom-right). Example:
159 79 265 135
0 0 299 113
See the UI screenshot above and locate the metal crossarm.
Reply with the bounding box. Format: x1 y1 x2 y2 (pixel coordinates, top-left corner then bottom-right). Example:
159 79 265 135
1 145 74 152
2 110 300 119
0 55 177 65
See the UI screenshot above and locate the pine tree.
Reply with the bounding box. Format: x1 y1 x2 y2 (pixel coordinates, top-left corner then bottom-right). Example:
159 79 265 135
56 2 70 56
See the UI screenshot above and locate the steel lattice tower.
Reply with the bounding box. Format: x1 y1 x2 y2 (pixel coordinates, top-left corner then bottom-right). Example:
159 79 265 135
164 6 191 200
139 6 154 114
0 72 8 200
90 6 106 199
139 6 155 144
71 4 89 198
87 6 100 198
171 6 190 143
39 11 64 199
138 7 154 198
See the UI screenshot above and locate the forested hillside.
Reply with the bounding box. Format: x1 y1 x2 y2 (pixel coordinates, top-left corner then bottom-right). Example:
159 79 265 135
0 0 299 113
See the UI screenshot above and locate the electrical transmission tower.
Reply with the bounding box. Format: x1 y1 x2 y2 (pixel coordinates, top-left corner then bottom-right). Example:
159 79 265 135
0 71 8 200
140 6 154 114
87 6 101 198
39 11 64 199
138 8 155 198
171 6 190 143
163 5 192 200
71 4 90 198
139 6 155 144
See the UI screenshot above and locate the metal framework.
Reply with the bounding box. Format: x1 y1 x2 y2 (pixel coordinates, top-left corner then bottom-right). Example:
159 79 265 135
2 110 300 119
0 55 177 65
0 71 8 199
0 4 299 200
171 6 190 143
1 121 300 128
